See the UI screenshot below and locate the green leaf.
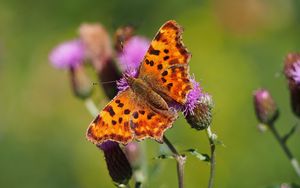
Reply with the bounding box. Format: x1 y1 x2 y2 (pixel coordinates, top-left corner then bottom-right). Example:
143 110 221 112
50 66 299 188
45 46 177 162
213 138 225 146
153 154 174 160
184 149 210 162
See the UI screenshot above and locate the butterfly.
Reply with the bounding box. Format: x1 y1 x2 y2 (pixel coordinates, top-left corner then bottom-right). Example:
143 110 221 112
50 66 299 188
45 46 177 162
86 20 192 145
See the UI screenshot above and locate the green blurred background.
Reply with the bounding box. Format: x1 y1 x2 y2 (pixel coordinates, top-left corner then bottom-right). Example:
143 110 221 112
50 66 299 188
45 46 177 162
1 0 300 187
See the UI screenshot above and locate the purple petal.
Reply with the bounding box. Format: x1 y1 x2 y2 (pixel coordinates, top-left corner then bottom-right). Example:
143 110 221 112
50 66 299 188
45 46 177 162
116 69 138 92
290 61 300 84
183 79 203 115
117 36 150 71
49 39 85 69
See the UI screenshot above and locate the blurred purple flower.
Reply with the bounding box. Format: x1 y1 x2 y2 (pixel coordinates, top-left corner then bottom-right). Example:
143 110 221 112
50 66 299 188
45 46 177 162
117 36 150 71
183 79 203 115
289 61 300 85
124 142 141 168
253 88 278 125
49 39 85 69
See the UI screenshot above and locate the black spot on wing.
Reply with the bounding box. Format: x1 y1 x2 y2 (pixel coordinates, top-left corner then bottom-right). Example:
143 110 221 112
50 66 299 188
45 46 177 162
133 111 139 119
149 46 160 56
147 112 156 120
167 83 173 90
162 71 168 76
124 109 131 114
93 115 100 124
104 105 115 117
118 117 123 123
157 64 163 70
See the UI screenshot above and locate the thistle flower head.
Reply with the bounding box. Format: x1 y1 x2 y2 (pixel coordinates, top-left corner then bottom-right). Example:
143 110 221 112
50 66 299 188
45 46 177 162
49 39 84 69
117 36 150 71
284 53 300 118
289 61 300 85
183 79 203 115
253 89 279 125
97 141 132 185
185 93 214 130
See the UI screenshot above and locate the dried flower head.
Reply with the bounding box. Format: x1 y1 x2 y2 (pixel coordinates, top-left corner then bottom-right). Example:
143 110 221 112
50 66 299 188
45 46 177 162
253 89 279 125
78 23 113 72
49 39 84 69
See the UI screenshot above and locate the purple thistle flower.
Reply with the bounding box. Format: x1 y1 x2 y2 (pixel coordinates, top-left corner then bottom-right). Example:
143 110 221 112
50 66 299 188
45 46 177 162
49 39 85 69
284 53 300 117
183 79 203 115
289 61 300 85
117 36 150 71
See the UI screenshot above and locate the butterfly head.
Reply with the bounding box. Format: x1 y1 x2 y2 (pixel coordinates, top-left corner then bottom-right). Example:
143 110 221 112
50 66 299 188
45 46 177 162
123 73 135 87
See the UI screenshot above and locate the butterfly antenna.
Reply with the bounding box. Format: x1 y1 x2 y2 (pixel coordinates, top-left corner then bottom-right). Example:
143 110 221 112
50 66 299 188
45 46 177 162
92 80 118 86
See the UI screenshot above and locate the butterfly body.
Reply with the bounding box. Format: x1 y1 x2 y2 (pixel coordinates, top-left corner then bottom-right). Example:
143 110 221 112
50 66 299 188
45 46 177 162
87 20 192 145
125 75 170 111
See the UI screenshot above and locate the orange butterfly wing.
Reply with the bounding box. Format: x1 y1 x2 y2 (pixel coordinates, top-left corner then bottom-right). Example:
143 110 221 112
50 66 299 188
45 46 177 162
138 20 192 104
86 89 177 145
86 89 134 145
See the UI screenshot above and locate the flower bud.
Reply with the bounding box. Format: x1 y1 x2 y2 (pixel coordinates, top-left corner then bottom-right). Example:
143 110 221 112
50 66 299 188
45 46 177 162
97 141 132 185
69 64 92 99
185 94 214 130
253 89 279 125
284 53 300 117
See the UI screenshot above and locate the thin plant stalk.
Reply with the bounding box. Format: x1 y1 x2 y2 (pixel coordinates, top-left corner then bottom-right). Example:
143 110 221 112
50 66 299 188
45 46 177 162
269 124 300 177
163 136 186 188
206 126 216 188
84 98 99 117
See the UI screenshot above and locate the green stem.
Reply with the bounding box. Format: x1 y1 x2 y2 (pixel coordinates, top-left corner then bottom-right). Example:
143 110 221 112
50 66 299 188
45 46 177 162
163 136 186 188
206 127 216 188
269 125 300 177
84 98 99 117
